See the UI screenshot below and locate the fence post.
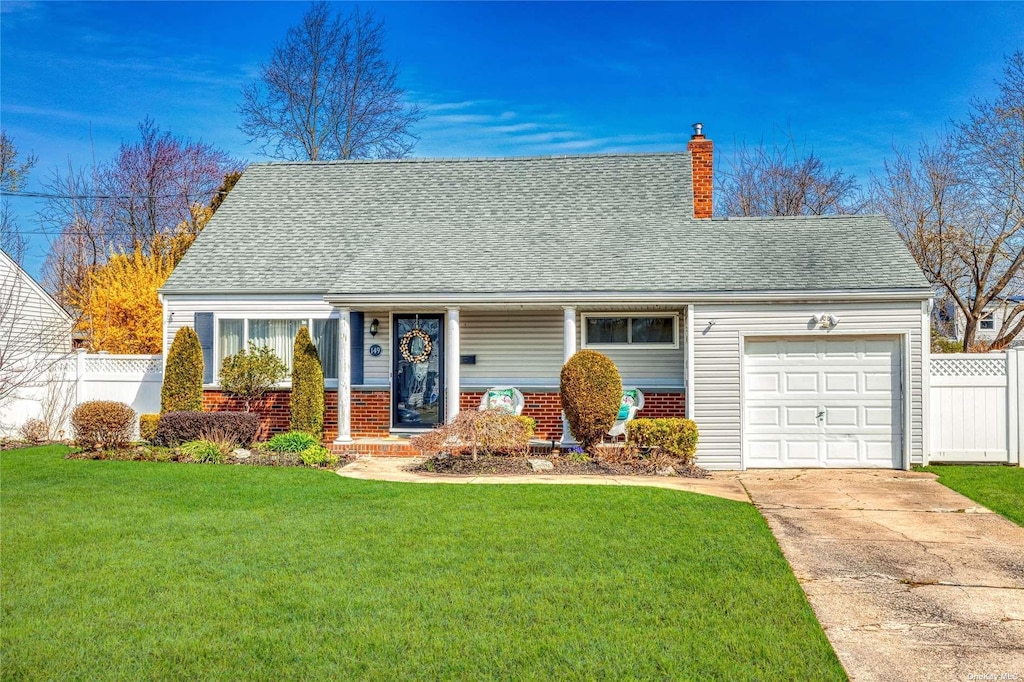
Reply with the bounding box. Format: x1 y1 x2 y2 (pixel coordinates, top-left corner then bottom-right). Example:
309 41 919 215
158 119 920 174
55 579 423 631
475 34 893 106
74 348 87 408
1009 348 1021 467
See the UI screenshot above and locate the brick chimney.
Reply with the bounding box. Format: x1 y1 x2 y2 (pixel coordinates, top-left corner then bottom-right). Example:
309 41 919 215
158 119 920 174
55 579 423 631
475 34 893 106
688 123 713 219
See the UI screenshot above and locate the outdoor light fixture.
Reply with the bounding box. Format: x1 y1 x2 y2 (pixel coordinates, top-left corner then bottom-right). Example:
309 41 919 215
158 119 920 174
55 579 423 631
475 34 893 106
370 318 379 336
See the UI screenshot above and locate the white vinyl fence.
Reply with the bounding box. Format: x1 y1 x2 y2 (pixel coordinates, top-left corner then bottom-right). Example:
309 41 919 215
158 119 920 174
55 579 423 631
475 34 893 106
929 349 1023 465
1 350 162 440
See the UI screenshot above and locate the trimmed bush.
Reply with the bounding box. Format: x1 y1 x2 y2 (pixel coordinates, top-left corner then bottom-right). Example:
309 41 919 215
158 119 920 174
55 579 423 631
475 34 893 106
626 418 700 463
162 327 203 413
72 400 136 448
290 326 325 438
560 350 622 454
515 415 537 438
219 342 288 412
298 445 339 468
179 439 224 464
266 431 319 453
139 414 160 442
156 411 259 447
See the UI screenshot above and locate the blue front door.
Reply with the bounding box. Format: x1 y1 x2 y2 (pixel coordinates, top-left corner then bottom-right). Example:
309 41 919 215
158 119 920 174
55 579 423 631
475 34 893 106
392 314 444 429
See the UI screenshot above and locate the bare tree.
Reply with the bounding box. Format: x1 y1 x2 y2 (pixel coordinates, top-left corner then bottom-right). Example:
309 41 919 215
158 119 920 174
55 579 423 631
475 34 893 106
0 131 38 263
873 52 1024 350
39 119 241 305
718 129 863 217
0 250 72 410
239 3 422 161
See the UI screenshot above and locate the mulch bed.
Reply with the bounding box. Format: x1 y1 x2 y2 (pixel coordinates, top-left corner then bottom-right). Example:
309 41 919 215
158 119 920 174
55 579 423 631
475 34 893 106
411 454 707 478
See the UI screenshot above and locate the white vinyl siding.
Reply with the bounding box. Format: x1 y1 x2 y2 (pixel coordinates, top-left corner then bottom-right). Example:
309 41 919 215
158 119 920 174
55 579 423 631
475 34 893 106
0 251 72 357
691 301 925 470
163 301 686 390
458 309 686 389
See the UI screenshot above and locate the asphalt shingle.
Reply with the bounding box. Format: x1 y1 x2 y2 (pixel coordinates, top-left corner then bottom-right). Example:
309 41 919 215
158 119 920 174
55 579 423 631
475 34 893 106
162 152 930 295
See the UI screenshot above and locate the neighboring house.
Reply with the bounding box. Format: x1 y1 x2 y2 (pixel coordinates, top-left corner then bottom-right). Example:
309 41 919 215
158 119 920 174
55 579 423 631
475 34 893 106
160 126 932 470
934 297 1024 348
0 249 73 435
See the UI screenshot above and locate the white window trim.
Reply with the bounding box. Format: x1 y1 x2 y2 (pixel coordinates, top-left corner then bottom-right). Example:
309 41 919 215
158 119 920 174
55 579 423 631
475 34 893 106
980 313 995 330
580 312 680 349
210 313 340 388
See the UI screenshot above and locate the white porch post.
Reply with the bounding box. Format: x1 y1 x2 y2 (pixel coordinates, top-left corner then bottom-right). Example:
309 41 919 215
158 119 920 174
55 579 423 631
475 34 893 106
446 307 461 423
561 306 577 444
334 307 353 444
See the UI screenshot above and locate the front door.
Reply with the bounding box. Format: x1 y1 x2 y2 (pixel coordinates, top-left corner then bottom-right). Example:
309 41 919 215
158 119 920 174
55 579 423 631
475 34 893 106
392 314 444 429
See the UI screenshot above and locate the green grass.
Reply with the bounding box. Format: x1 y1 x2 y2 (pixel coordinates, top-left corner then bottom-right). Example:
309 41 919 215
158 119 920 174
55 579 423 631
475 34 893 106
918 464 1024 526
1 446 845 681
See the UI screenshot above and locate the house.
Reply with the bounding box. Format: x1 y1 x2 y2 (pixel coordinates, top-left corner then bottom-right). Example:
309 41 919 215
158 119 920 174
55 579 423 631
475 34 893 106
159 126 932 470
0 248 74 436
934 297 1024 348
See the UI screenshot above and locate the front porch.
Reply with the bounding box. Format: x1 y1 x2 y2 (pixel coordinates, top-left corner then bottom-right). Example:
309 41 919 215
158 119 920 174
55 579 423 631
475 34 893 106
327 303 691 446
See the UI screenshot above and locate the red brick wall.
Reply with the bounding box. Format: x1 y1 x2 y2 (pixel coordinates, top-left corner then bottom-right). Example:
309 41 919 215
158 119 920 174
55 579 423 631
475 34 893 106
463 390 686 441
688 135 714 219
205 389 686 443
349 390 390 438
203 388 391 442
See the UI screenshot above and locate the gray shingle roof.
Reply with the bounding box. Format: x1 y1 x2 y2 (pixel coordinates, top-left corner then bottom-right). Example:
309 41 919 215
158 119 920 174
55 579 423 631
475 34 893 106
162 152 930 296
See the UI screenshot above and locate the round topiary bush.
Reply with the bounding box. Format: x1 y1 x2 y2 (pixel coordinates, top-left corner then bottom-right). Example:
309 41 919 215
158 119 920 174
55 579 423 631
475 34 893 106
162 326 204 413
71 400 136 448
560 349 622 454
290 326 324 438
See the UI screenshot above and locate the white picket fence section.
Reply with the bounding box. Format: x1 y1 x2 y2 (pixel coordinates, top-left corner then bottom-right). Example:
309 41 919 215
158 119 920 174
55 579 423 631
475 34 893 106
928 349 1023 465
0 350 162 439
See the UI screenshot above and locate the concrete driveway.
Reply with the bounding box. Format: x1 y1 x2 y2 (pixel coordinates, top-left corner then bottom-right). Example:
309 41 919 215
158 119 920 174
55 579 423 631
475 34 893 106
736 469 1024 682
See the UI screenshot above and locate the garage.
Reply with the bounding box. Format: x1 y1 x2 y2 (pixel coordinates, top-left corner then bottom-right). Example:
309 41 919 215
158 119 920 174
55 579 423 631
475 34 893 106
743 336 904 468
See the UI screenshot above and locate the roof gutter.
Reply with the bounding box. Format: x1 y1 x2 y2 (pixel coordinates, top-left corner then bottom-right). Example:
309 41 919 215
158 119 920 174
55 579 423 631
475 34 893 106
322 288 934 307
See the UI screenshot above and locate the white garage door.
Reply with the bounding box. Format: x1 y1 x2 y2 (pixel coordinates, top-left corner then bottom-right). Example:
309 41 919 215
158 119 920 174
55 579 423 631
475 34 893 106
744 336 903 468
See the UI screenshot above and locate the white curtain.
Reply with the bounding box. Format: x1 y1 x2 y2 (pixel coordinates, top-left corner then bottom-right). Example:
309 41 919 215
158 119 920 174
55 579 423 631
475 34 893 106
312 318 338 379
250 319 307 374
218 319 243 366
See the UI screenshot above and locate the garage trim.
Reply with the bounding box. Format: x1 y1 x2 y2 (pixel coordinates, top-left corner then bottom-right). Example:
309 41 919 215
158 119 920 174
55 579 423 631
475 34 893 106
738 331 912 471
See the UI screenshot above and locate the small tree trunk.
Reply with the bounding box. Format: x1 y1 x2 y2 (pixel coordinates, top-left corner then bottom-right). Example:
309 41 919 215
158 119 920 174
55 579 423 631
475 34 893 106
962 317 978 352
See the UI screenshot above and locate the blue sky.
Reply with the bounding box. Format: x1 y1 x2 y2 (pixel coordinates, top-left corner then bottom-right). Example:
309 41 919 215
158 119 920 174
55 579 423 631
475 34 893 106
2 1 1023 278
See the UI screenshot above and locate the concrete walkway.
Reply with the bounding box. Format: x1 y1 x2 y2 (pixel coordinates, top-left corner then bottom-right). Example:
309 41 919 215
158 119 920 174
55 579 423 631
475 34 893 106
736 469 1024 682
336 456 749 502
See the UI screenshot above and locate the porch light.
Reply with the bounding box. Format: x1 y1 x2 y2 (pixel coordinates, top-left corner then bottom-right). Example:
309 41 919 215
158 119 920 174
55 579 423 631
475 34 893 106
369 318 379 336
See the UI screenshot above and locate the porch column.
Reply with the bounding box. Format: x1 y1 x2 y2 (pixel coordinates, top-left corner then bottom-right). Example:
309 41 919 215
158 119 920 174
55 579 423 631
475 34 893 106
334 307 353 444
561 306 577 444
446 307 461 423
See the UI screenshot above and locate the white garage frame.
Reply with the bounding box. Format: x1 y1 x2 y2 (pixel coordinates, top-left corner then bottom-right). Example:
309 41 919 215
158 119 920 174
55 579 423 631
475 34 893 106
738 331 912 471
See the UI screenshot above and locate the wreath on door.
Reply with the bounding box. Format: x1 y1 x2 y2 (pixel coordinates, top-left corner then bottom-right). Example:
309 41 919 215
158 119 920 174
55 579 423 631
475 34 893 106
399 328 433 364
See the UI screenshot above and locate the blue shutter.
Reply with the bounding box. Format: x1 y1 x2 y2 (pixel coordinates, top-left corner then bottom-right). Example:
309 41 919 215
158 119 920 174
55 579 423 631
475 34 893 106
350 312 364 385
194 312 214 384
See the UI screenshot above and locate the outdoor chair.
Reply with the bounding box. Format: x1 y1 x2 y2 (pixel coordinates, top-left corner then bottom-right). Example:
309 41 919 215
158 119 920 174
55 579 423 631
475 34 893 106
608 387 645 438
478 386 525 416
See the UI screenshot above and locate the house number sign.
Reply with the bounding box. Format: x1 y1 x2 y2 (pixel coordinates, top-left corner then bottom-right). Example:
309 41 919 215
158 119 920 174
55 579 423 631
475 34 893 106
369 344 382 357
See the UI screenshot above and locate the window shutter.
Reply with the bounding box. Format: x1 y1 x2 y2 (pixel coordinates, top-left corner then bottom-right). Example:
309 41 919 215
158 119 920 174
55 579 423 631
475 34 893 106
350 312 364 385
194 312 214 384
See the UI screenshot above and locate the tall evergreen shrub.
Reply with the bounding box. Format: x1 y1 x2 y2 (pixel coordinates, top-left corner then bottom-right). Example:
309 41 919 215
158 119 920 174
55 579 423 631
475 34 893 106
290 326 324 438
161 326 203 413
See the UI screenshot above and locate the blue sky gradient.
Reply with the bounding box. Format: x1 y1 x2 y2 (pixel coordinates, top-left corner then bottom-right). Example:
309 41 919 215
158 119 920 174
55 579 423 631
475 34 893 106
2 1 1023 277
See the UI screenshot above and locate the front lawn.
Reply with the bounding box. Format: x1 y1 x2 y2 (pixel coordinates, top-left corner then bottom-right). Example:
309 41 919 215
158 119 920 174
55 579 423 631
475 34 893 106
1 446 844 680
918 464 1024 526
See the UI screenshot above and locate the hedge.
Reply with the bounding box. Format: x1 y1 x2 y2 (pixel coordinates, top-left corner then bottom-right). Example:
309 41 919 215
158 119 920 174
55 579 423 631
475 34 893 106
290 326 324 438
72 400 136 448
626 418 700 463
560 350 622 454
156 411 259 447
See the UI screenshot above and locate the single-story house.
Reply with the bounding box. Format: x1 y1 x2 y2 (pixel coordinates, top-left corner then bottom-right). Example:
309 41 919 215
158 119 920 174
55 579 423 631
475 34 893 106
159 126 933 470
